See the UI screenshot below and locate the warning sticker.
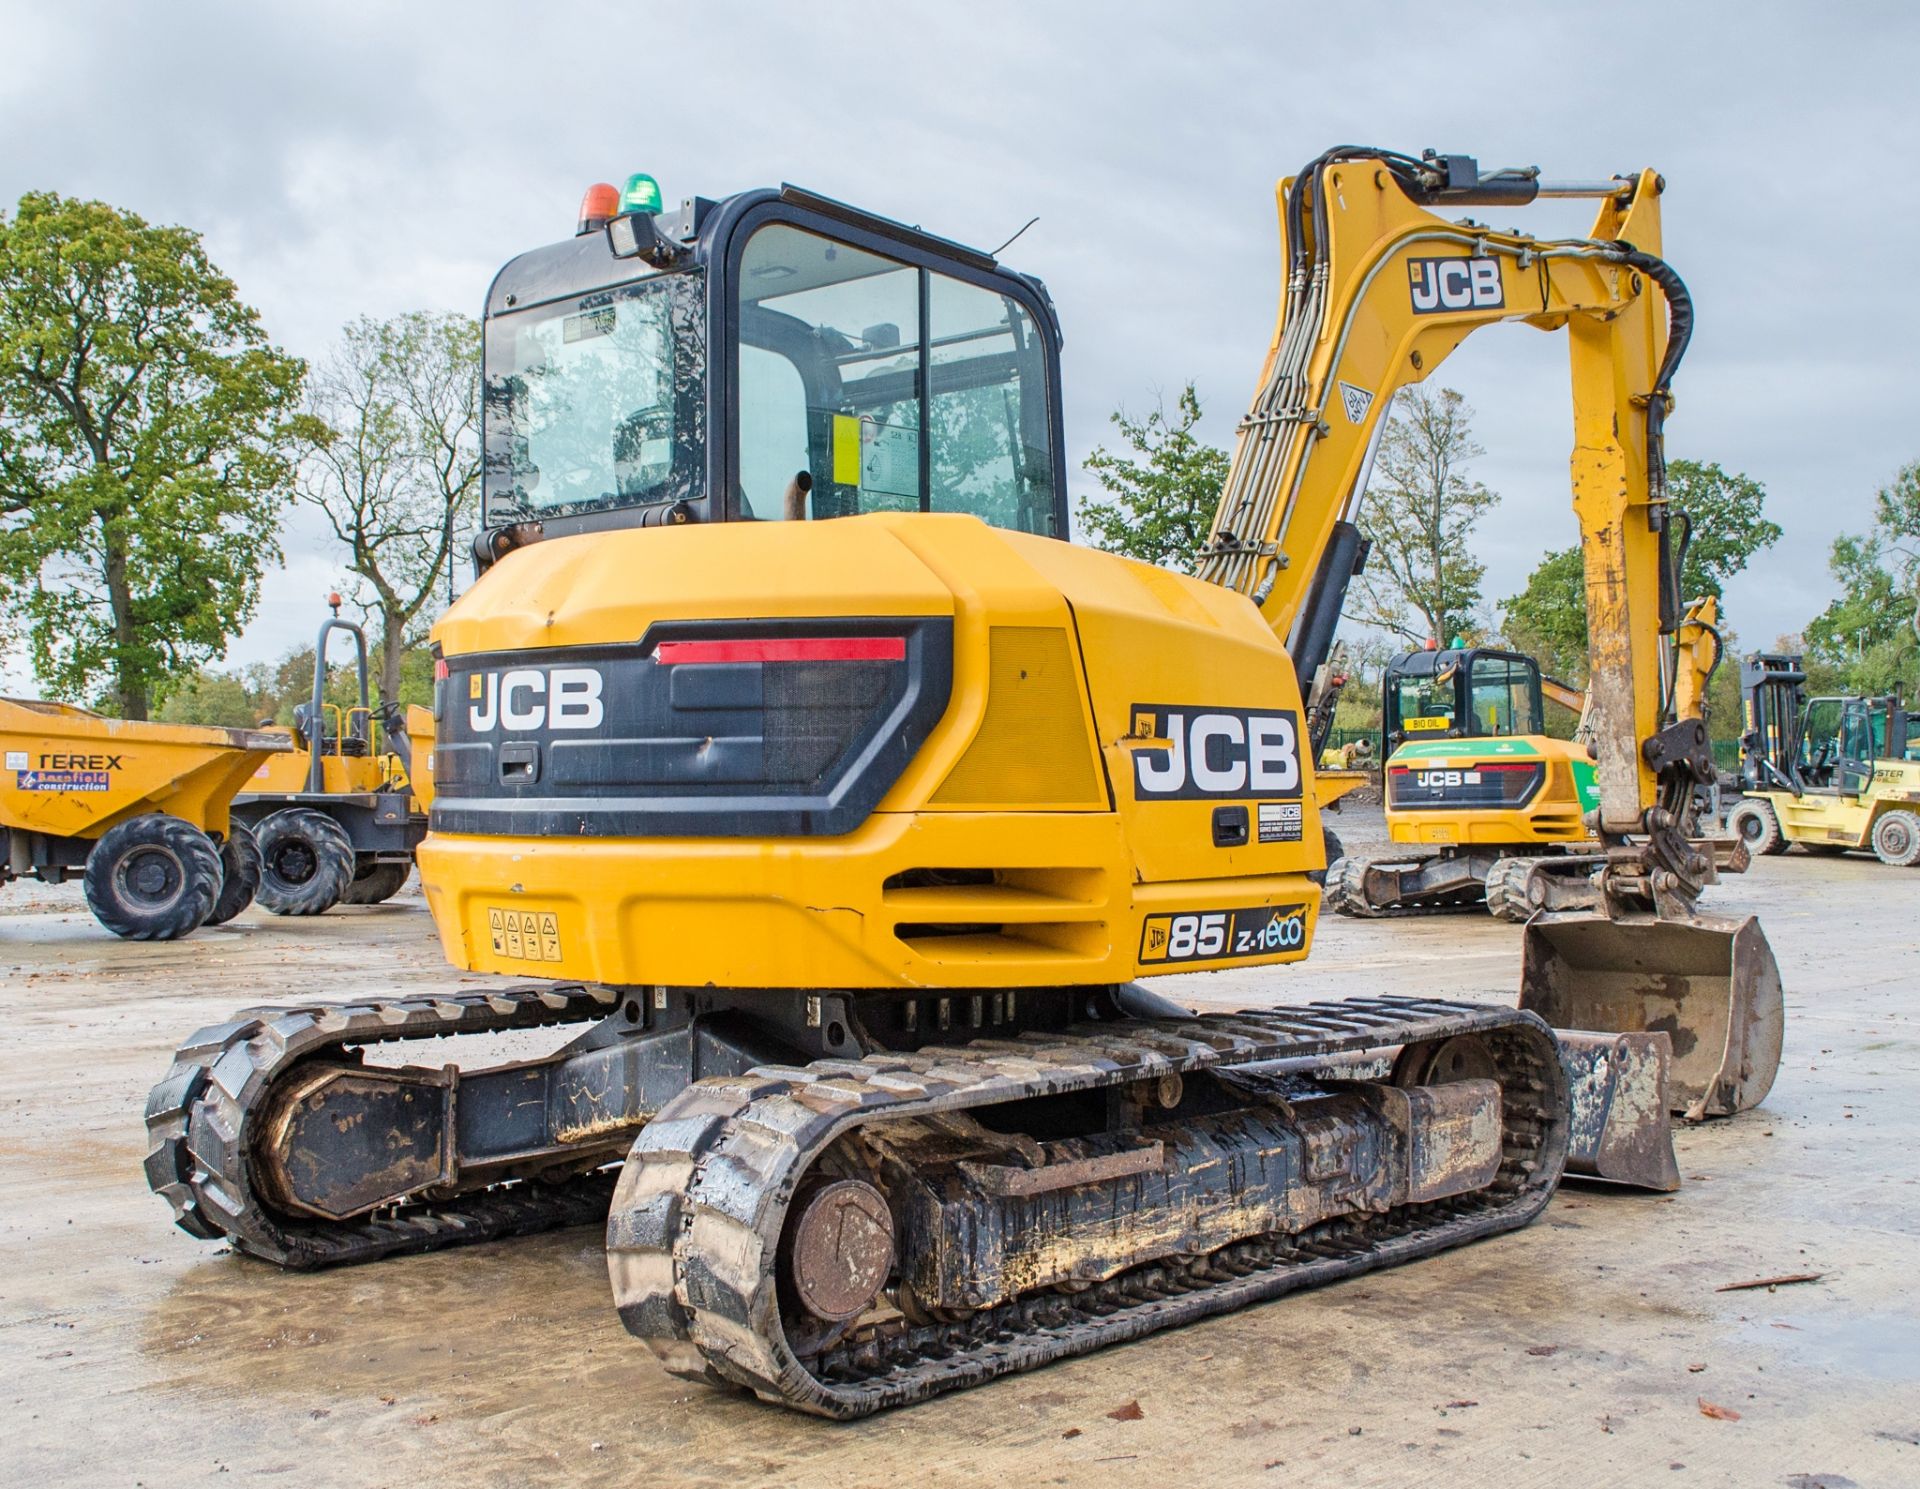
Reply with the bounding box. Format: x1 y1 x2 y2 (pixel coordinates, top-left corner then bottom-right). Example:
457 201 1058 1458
487 906 565 963
1257 801 1303 844
4 751 26 770
15 770 111 792
1337 381 1373 424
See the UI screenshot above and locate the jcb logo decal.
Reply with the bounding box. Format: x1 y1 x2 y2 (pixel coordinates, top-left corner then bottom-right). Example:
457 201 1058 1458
467 667 605 732
1413 769 1480 788
1408 256 1504 314
1131 705 1301 801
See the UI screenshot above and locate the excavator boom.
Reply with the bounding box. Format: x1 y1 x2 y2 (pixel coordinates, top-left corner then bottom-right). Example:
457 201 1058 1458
1191 150 1778 1114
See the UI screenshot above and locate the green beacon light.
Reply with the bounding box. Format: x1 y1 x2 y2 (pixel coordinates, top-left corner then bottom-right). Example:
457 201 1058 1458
620 172 664 216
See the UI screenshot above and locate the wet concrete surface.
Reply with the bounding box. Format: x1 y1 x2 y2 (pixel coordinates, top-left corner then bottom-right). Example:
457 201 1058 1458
2 808 1916 1488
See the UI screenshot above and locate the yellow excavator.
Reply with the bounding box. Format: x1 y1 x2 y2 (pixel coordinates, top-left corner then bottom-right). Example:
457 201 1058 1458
146 150 1782 1417
1329 600 1737 919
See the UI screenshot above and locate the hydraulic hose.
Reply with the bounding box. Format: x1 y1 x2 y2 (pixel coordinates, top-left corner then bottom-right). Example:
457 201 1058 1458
1605 243 1694 658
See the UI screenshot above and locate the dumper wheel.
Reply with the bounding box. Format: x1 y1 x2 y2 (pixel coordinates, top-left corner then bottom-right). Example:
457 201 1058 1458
205 823 263 926
1726 799 1786 856
1871 810 1920 867
83 815 221 941
1308 827 1344 887
254 808 355 915
341 861 410 905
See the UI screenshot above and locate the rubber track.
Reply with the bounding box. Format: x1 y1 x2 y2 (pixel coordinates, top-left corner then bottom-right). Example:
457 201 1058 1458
144 983 621 1268
1485 855 1604 923
607 996 1567 1418
1324 853 1489 918
1485 855 1540 923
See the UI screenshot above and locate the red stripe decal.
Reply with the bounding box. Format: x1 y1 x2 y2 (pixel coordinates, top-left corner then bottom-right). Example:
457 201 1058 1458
654 636 907 665
1389 759 1537 773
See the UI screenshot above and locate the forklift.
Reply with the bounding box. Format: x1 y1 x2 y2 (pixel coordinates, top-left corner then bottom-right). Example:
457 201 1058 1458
1725 652 1920 864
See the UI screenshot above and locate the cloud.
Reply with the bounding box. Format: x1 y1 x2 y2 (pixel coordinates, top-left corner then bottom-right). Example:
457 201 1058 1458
3 0 1916 671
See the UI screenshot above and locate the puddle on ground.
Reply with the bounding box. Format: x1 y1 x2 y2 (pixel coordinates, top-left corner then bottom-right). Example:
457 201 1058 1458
1734 1308 1920 1383
141 1228 621 1403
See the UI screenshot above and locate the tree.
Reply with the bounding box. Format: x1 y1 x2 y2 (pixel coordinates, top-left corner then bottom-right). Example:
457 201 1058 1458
1076 383 1229 573
1500 458 1783 685
1804 460 1920 694
1348 386 1499 646
1499 546 1591 683
1666 460 1783 598
298 312 481 707
153 666 269 728
0 192 307 718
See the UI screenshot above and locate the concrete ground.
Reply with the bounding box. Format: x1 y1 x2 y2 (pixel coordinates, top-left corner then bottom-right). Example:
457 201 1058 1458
2 806 1915 1489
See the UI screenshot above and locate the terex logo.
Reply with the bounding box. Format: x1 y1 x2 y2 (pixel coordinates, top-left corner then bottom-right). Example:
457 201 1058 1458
1408 256 1504 315
467 667 605 733
1131 705 1301 801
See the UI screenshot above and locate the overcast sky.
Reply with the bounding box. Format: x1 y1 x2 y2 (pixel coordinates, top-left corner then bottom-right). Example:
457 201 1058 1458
4 2 1917 684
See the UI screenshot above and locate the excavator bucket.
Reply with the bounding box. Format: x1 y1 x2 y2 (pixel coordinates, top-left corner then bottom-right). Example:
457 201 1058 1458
1519 912 1784 1119
1553 1030 1680 1191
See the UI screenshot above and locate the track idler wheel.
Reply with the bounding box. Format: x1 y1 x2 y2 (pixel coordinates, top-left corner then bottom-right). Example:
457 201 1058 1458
785 1180 895 1327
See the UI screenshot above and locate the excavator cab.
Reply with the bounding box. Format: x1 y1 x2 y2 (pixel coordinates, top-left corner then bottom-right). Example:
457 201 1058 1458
477 183 1068 563
1382 646 1544 747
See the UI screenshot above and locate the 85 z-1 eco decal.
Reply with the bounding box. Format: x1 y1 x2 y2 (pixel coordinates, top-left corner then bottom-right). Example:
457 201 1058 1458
1139 902 1309 964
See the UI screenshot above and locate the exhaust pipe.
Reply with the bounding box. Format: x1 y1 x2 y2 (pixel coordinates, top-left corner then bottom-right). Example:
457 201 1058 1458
1519 912 1784 1120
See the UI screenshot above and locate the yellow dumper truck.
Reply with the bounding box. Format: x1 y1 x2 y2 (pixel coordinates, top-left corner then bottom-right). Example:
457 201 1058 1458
228 607 432 915
1 698 289 939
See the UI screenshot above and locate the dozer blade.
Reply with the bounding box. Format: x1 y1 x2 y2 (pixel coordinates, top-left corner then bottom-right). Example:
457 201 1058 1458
1519 912 1784 1119
1555 1030 1680 1191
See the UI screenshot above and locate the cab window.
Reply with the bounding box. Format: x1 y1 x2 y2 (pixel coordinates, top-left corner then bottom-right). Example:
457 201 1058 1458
1803 698 1844 770
1391 672 1456 734
484 273 706 524
733 222 1056 532
1468 656 1543 736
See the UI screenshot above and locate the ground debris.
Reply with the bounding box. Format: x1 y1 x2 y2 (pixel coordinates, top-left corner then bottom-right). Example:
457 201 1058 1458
1526 1345 1560 1357
1687 1362 1707 1373
1061 1428 1082 1439
1716 1272 1823 1293
1106 1400 1144 1422
1697 1398 1742 1421
1443 1400 1479 1409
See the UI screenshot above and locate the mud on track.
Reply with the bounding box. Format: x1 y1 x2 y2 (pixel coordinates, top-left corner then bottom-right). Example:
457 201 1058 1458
2 809 1915 1487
